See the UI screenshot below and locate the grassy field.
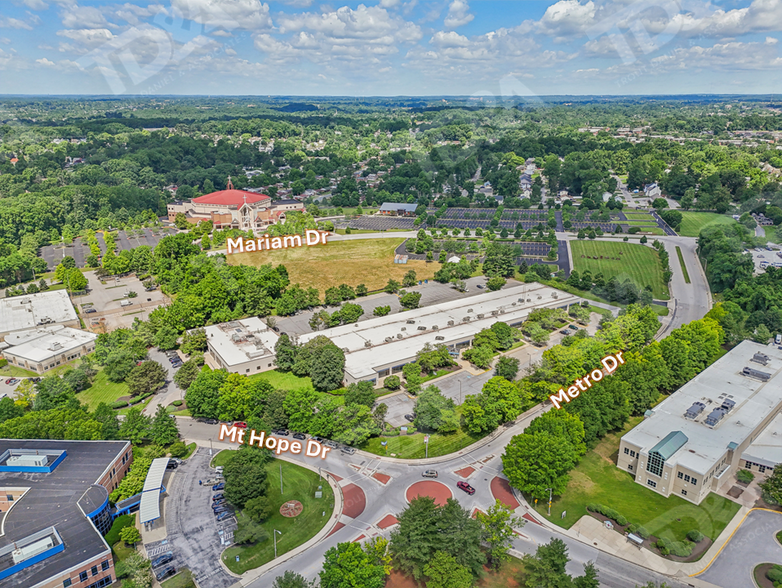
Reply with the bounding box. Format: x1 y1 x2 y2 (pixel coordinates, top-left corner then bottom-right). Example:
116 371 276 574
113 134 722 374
629 226 665 235
540 280 669 316
361 425 486 459
0 365 37 377
228 238 436 293
222 460 335 573
764 226 781 244
678 212 738 238
623 213 655 220
676 246 691 284
78 368 130 411
530 418 741 542
161 570 196 588
570 240 670 299
211 449 233 468
250 370 316 394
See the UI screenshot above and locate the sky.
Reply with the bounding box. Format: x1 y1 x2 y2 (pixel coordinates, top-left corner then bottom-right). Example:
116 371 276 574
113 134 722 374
0 0 780 96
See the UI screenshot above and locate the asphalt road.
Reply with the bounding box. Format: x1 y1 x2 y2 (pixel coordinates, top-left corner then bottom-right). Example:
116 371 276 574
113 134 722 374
698 509 782 588
177 419 690 588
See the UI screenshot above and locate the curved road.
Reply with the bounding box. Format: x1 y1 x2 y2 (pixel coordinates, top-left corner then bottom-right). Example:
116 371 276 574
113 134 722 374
178 418 688 588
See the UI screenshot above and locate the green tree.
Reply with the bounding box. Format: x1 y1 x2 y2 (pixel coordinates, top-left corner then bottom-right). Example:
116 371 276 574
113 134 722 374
574 562 600 588
185 368 225 419
414 385 456 432
153 325 179 350
119 407 151 444
384 279 400 293
344 381 376 408
384 375 401 390
423 551 473 588
760 464 782 505
174 212 189 229
495 356 520 381
93 402 120 439
104 349 138 383
320 541 388 588
402 269 418 287
120 525 141 546
126 361 167 397
402 362 423 395
244 495 273 522
174 359 201 390
224 446 272 508
521 538 571 588
478 500 525 569
151 405 179 445
274 334 298 372
0 397 24 424
273 571 316 588
487 276 506 291
400 291 422 309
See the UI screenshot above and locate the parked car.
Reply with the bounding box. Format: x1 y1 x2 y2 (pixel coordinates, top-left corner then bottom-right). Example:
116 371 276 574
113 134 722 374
272 429 290 436
84 308 97 314
568 325 579 330
6 379 19 386
292 432 306 440
166 461 178 470
155 567 176 581
217 511 233 521
404 414 415 423
151 553 174 568
212 499 225 507
312 436 324 443
477 284 484 289
212 482 225 491
233 422 248 429
212 493 224 501
324 440 338 449
340 446 356 455
457 481 475 495
559 329 571 335
422 470 438 478
205 419 218 425
213 505 230 514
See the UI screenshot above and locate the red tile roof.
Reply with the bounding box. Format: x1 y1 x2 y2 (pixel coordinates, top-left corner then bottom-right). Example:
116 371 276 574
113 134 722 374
192 190 270 206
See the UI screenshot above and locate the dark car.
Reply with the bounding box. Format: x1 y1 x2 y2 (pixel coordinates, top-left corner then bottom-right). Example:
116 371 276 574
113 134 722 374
84 308 97 314
214 505 230 513
155 567 176 581
272 429 290 436
404 414 415 423
312 436 323 443
151 553 174 568
212 482 225 491
205 419 218 425
292 432 306 440
560 329 571 335
212 499 225 507
217 511 233 521
477 284 484 289
212 493 224 501
457 481 475 495
166 461 178 470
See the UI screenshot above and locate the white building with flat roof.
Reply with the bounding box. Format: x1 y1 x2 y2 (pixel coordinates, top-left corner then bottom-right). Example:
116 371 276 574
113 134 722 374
2 326 97 374
204 317 280 375
618 341 782 504
298 283 579 385
0 290 78 339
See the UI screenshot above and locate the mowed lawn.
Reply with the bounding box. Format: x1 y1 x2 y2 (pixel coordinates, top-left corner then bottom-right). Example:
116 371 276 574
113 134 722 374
530 418 741 542
78 368 130 410
361 427 485 459
678 212 738 238
623 213 656 220
250 370 316 394
222 459 335 573
228 238 436 293
570 240 670 299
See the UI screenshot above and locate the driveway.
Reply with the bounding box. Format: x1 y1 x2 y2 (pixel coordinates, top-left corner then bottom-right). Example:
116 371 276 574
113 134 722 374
164 447 237 588
144 348 184 416
698 509 782 588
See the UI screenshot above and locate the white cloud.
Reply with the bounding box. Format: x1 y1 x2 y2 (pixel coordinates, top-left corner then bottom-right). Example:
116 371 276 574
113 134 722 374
0 37 10 44
60 5 111 29
278 4 421 42
379 0 401 8
171 0 272 31
430 30 470 47
538 0 596 36
111 3 167 26
36 57 55 66
23 0 49 9
444 0 473 29
0 16 34 30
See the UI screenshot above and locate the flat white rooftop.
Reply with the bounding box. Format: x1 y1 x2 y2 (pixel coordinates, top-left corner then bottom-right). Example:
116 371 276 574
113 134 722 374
622 341 782 475
0 290 77 335
742 412 782 468
299 283 579 380
3 326 97 363
205 317 279 367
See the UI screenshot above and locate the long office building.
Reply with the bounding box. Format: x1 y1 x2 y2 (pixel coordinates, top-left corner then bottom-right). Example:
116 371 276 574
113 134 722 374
618 341 782 504
0 290 79 339
0 439 133 588
298 283 579 385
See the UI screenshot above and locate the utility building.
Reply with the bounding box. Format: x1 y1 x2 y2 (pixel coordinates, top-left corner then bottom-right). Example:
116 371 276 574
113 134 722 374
204 317 280 375
0 290 79 339
618 341 782 504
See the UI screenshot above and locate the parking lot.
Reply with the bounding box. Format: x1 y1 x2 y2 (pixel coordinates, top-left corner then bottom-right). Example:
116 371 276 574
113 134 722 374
336 217 418 231
749 245 782 274
77 271 169 332
164 447 237 588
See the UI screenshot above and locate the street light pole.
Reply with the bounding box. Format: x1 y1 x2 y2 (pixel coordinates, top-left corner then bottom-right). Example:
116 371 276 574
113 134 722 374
546 487 552 516
273 529 282 559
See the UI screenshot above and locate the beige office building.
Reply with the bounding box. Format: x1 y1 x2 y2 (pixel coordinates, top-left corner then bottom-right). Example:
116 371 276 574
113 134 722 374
204 317 280 375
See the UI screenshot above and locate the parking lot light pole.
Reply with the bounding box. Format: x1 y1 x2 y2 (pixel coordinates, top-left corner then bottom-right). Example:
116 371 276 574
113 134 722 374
546 488 552 516
273 529 282 559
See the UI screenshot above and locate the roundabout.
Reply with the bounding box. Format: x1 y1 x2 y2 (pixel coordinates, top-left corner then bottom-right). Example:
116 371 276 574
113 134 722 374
405 480 453 506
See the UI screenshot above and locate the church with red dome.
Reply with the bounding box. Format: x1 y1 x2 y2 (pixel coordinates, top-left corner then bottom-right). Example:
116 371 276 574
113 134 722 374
166 178 304 231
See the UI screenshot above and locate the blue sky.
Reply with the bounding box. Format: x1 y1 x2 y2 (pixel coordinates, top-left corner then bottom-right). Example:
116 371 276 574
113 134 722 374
0 0 780 96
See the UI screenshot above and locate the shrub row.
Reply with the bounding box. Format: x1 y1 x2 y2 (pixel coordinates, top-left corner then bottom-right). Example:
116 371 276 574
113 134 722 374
586 503 628 527
655 537 694 557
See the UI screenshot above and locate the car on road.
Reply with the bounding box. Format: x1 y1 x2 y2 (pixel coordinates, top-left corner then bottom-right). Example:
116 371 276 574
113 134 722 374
404 414 415 422
151 553 174 568
457 481 475 495
340 446 356 455
155 567 176 582
205 418 218 425
292 432 306 440
272 429 290 436
422 470 438 478
217 511 233 521
212 482 225 491
212 493 224 501
233 422 247 428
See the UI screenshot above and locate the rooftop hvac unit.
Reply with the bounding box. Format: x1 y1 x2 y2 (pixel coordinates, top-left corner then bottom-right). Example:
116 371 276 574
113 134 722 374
491 310 499 316
384 337 393 343
396 334 403 339
552 293 558 298
705 408 728 426
447 320 455 326
477 313 485 319
684 402 706 419
462 317 471 322
8 454 47 467
751 353 770 366
500 310 505 314
406 320 415 325
467 308 474 313
742 366 772 381
435 336 445 341
432 325 438 330
537 295 542 300
518 298 524 303
721 398 736 411
12 536 54 564
512 302 517 306
364 341 372 348
401 327 406 331
417 326 426 331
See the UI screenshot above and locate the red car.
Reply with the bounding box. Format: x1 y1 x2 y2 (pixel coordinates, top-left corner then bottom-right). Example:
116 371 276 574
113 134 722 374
233 422 248 428
457 481 475 495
